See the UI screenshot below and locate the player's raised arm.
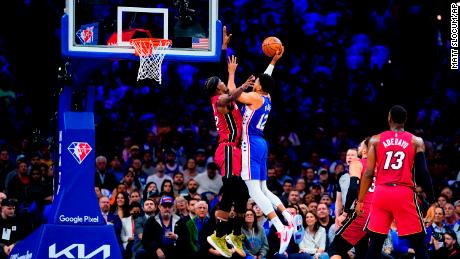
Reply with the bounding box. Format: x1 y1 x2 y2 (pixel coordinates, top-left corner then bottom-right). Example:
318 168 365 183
413 136 435 204
264 46 284 76
225 56 260 106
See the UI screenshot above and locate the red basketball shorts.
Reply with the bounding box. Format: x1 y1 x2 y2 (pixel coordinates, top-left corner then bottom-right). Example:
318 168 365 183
338 200 371 245
366 185 424 236
214 143 242 178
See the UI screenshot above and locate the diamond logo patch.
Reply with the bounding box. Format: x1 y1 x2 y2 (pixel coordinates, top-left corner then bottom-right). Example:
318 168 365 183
68 142 92 164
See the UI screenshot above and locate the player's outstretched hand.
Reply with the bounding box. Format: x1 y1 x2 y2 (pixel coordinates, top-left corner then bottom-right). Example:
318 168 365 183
222 26 232 49
241 75 255 90
227 55 238 74
272 45 284 63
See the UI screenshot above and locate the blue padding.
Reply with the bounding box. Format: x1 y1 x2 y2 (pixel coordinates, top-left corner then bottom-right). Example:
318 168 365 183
63 112 95 130
9 224 122 259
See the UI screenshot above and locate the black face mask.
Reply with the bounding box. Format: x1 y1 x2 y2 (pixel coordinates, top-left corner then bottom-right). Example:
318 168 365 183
131 213 140 219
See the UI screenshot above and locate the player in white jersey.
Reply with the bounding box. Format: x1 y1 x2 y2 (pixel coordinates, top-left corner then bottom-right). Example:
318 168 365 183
227 52 302 255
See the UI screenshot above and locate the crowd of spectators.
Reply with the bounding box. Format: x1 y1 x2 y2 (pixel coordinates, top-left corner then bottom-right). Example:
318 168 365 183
0 0 459 258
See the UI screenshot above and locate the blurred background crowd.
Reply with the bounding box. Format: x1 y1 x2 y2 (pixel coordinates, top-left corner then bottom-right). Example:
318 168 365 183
0 0 459 258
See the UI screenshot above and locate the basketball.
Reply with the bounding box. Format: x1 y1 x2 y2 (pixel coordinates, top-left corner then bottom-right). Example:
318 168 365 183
262 36 283 57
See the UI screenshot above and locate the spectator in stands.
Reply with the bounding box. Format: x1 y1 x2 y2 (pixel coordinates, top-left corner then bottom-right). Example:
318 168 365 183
164 149 182 177
183 179 199 201
441 186 454 201
127 145 141 166
100 195 122 232
172 172 187 197
295 178 307 199
183 158 199 183
110 192 130 220
109 155 125 183
143 182 158 201
438 194 449 208
253 204 270 236
318 169 335 201
94 155 118 193
122 136 133 163
121 201 142 257
132 158 148 190
310 183 323 202
130 190 142 204
299 204 308 217
122 168 139 194
0 199 30 258
174 196 190 220
142 152 156 176
299 212 328 259
267 167 283 196
184 201 214 257
445 203 459 228
194 149 208 174
6 160 29 205
188 198 199 218
142 196 186 258
194 162 222 195
135 198 156 238
287 190 301 206
25 164 51 207
142 132 157 160
317 203 333 232
427 206 448 250
110 183 128 206
307 201 318 214
0 148 14 191
133 198 157 258
241 209 269 259
303 194 316 207
274 163 293 187
146 161 172 193
429 230 460 258
160 179 175 198
280 179 294 205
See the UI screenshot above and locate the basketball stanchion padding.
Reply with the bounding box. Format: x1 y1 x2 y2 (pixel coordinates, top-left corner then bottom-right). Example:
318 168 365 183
129 38 172 84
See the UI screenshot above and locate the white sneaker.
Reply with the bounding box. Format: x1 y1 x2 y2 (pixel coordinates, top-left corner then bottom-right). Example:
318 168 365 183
292 214 305 244
277 225 294 254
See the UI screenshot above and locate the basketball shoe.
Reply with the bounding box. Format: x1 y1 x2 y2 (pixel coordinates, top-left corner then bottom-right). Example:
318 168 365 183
277 225 294 254
292 214 305 244
226 232 246 257
207 231 232 258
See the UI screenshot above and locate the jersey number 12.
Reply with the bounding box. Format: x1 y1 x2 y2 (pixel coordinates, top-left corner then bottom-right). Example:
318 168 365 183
256 114 269 130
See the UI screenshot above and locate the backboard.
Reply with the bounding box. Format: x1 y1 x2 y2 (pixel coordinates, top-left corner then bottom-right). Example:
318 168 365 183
62 0 221 62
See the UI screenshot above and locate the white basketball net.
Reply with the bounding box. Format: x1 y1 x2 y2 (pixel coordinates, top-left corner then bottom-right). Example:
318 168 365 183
130 39 171 84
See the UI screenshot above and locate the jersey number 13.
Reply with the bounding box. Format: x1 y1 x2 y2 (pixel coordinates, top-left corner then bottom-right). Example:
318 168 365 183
383 151 406 170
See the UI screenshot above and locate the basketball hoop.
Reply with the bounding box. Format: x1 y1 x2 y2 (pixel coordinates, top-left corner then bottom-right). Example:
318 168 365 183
129 38 172 84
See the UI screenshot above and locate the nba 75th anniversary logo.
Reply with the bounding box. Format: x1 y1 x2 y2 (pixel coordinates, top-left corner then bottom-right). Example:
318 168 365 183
452 3 459 69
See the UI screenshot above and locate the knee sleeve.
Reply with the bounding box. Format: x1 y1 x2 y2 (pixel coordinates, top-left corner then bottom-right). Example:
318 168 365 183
245 180 275 216
260 180 283 207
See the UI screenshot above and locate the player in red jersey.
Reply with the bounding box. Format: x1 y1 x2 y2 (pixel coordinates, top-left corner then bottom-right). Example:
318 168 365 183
329 137 373 259
204 27 254 258
356 105 435 259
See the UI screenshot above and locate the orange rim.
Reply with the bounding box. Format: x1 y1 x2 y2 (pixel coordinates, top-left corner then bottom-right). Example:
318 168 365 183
129 38 172 56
